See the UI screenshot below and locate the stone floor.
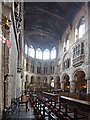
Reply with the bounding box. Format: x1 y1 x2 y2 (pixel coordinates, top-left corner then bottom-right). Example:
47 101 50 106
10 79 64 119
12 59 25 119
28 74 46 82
7 100 88 120
11 102 35 120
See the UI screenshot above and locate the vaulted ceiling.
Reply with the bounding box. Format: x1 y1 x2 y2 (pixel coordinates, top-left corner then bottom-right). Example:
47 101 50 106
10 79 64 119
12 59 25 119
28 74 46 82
24 2 84 49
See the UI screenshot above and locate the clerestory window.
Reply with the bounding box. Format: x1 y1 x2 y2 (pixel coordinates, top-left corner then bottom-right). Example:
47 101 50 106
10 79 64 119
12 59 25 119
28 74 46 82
51 47 56 59
36 48 42 59
28 45 35 58
43 49 50 60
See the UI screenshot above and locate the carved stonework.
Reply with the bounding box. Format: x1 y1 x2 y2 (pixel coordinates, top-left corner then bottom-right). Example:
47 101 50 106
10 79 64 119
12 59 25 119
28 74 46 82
73 54 85 67
2 42 9 108
14 2 22 33
1 16 11 108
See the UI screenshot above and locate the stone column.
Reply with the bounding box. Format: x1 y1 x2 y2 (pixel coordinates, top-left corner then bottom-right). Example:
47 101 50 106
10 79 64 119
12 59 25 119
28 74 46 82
41 62 43 74
87 1 90 96
61 82 64 91
34 60 37 74
34 49 36 59
87 79 90 94
70 81 76 93
0 2 2 119
54 82 57 90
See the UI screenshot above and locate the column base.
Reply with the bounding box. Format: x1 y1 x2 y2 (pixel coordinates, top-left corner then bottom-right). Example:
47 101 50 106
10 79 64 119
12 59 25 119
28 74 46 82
2 109 7 120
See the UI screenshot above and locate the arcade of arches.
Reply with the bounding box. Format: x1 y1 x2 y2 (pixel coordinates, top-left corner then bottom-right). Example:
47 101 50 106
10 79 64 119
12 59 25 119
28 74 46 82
25 70 87 96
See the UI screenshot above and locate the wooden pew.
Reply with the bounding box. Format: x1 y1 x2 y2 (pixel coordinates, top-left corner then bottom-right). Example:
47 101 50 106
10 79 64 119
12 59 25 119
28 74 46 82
35 94 70 120
60 96 89 120
42 92 58 100
29 94 45 120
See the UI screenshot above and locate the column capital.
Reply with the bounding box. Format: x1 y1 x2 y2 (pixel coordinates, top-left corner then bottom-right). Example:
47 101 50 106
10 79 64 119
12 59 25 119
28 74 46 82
61 81 64 83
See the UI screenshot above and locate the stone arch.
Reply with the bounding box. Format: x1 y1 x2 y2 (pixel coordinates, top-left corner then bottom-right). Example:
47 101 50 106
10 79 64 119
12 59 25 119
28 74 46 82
62 52 70 64
62 73 70 92
30 76 35 84
48 76 54 90
26 74 29 82
72 68 85 78
62 52 68 61
62 73 69 80
55 76 60 82
42 77 48 87
49 76 54 83
25 74 29 89
36 76 42 87
36 76 41 82
62 52 71 70
26 75 36 90
55 76 60 89
73 69 86 95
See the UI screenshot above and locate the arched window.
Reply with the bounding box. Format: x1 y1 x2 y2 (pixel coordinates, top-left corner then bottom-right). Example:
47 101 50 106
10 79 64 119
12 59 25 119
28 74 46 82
37 62 41 73
50 62 54 74
75 28 78 41
28 45 35 58
44 62 48 74
31 76 34 84
31 61 34 73
63 35 69 52
78 17 85 39
25 44 28 54
36 48 42 59
66 39 69 50
26 63 29 71
43 49 50 60
51 47 56 59
81 42 84 54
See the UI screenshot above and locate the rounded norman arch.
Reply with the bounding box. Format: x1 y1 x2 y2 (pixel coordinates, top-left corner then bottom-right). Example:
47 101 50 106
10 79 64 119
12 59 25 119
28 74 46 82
55 76 60 89
25 74 29 82
73 69 86 95
62 73 70 92
30 75 35 84
36 76 41 84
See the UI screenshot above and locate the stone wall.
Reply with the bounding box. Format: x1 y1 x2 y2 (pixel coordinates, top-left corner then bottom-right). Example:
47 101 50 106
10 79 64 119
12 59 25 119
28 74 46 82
0 2 24 119
0 2 3 119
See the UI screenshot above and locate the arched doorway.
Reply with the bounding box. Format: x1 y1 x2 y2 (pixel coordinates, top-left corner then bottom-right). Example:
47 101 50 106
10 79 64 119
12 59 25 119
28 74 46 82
43 77 48 86
63 74 70 92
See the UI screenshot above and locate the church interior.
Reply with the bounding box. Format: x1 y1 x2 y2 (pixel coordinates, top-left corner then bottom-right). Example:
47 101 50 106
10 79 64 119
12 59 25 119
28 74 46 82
0 1 90 120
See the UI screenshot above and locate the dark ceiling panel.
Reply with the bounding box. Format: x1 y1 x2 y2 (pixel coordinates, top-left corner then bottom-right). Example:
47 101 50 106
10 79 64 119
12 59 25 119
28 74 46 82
24 2 85 48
